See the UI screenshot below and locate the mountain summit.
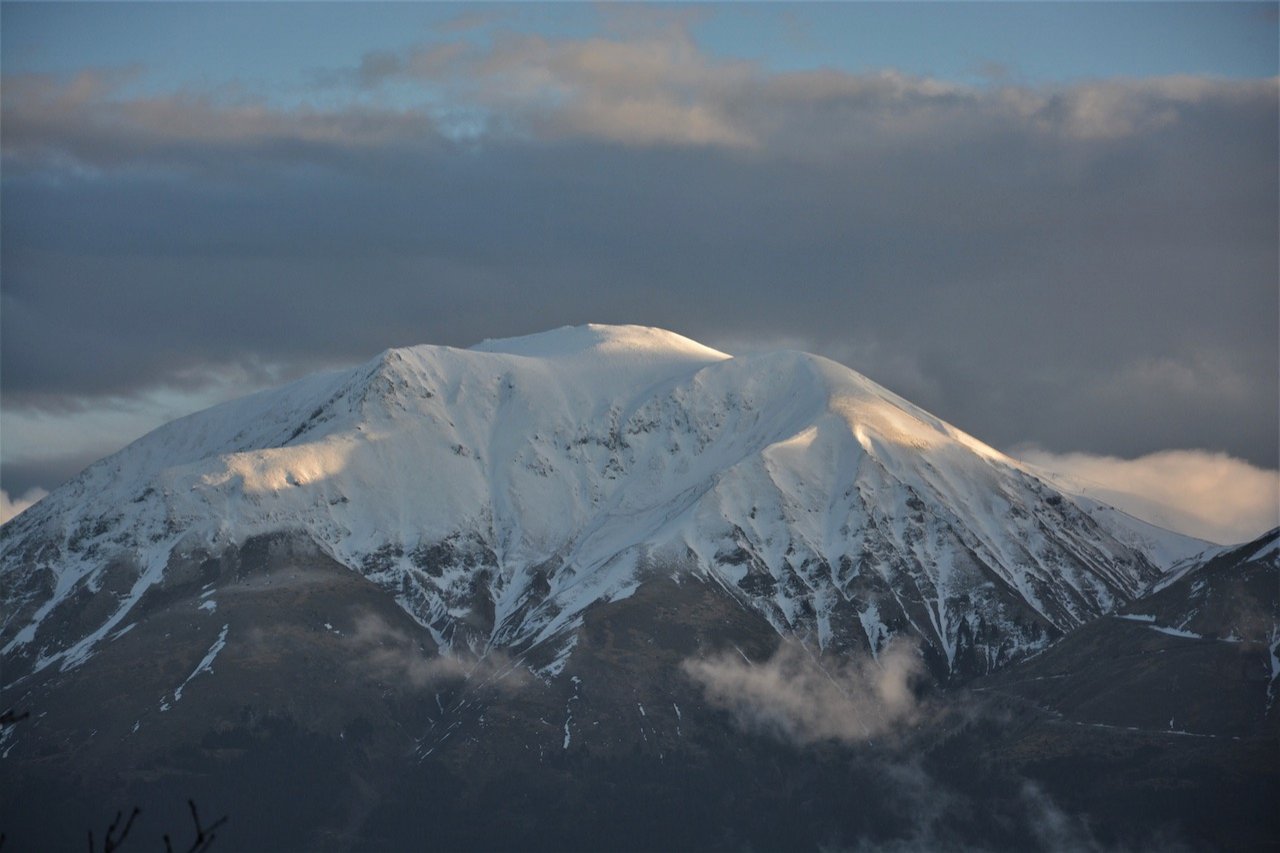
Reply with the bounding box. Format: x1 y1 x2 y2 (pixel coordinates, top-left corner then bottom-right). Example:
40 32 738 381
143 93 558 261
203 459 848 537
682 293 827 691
2 325 1197 684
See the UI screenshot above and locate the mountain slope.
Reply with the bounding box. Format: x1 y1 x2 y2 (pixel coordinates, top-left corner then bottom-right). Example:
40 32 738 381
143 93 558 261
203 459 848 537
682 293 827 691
2 325 1181 685
1 531 1271 853
1061 494 1214 570
977 527 1279 736
958 528 1279 853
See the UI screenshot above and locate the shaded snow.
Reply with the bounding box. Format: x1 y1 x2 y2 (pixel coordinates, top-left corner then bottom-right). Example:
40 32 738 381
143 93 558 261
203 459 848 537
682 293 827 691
169 623 229 705
563 675 581 749
1050 494 1212 571
1148 624 1201 640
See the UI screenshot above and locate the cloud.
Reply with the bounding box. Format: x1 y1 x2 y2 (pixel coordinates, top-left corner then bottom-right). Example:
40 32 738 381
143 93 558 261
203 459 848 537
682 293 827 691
0 488 48 525
16 30 1276 162
1015 448 1280 545
1 68 443 173
1 26 1275 481
348 610 528 691
682 639 923 745
346 26 758 147
830 772 1106 853
338 25 1279 152
823 737 1198 852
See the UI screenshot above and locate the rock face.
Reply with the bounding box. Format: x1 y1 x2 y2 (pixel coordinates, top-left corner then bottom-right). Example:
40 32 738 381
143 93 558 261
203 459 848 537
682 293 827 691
1 325 1182 687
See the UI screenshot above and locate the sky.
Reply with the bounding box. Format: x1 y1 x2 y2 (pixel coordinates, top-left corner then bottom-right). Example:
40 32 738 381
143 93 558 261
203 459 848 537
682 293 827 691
1 2 1278 542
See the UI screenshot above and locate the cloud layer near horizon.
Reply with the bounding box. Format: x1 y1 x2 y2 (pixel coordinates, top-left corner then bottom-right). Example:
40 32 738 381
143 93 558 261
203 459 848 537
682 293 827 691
2 19 1276 501
1015 448 1279 545
0 488 49 525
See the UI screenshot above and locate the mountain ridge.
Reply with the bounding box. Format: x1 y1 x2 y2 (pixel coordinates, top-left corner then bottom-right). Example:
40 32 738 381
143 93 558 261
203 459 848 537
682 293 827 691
2 325 1202 685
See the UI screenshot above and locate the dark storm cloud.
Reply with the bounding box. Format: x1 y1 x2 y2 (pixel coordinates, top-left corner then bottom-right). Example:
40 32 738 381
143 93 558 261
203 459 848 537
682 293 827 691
1 36 1276 469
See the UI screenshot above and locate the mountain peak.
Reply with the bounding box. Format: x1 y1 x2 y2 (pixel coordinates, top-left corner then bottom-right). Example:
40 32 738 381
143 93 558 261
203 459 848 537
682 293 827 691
468 323 730 362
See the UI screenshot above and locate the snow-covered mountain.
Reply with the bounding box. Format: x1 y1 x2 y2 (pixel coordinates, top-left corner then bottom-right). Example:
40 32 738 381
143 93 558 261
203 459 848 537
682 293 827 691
1 324 1198 684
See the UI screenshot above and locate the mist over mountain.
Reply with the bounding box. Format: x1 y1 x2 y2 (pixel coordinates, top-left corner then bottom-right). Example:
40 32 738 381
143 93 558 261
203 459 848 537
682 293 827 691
1 326 1274 852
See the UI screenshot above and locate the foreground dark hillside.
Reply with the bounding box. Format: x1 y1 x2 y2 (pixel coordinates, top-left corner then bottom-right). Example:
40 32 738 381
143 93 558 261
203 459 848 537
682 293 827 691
2 531 1276 851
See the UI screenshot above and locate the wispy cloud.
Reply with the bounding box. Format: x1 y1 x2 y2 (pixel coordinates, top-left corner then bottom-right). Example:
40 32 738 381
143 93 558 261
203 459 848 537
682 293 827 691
682 639 923 745
8 29 1276 165
831 774 1195 853
348 610 528 691
1017 448 1280 544
2 68 442 173
334 26 1278 151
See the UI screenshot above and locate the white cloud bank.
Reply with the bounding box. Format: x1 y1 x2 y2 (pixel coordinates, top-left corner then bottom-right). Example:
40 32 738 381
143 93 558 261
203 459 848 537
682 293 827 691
682 639 923 745
1015 448 1279 545
0 488 48 524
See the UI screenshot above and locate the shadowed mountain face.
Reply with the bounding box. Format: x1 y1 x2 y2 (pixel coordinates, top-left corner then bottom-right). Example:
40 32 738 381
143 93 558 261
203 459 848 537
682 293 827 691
0 326 1271 851
1 526 1277 851
1 530 1275 852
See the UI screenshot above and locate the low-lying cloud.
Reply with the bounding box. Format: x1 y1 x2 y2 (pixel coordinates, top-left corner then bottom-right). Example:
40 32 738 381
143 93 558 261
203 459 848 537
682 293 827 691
829 775 1194 853
1016 448 1280 545
348 610 529 692
682 639 923 745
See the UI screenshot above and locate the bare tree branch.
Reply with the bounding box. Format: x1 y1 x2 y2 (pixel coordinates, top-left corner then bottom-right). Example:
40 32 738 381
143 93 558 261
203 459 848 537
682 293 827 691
164 799 227 853
104 807 140 853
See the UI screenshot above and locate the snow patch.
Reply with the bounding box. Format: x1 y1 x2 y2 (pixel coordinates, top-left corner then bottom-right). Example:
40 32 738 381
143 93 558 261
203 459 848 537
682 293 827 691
562 676 581 749
1148 624 1201 640
166 623 230 707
